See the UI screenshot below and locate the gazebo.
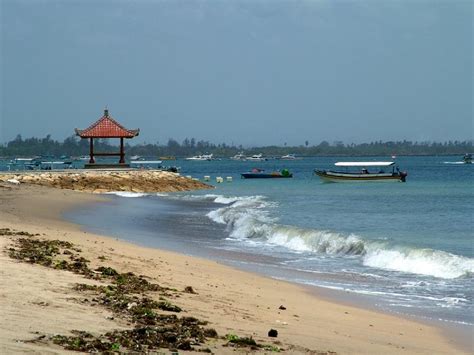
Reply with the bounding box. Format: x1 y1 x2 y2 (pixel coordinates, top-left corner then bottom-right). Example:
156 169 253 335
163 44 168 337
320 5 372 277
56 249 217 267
75 109 139 168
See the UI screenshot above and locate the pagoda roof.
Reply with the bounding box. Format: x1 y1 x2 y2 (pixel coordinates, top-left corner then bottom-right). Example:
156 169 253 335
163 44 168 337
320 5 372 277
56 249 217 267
75 109 139 138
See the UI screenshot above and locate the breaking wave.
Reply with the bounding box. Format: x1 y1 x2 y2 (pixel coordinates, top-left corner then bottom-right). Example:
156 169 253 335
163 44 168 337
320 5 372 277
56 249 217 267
205 195 474 279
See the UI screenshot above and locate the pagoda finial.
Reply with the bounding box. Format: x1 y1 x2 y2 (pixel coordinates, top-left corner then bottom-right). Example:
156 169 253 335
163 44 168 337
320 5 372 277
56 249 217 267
104 106 109 117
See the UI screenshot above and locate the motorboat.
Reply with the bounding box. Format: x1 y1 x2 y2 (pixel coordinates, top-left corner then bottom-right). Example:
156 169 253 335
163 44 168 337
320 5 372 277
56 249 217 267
315 162 407 182
241 168 293 179
230 152 246 161
246 154 266 161
185 154 213 161
280 154 300 160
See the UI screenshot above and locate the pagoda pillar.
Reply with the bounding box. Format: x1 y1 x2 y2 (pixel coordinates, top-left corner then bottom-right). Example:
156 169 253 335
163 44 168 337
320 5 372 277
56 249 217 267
119 138 125 164
89 138 95 163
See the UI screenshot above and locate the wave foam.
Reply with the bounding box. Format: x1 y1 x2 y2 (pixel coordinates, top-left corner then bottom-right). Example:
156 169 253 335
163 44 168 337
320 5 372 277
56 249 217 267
363 248 474 279
205 194 474 279
106 191 150 198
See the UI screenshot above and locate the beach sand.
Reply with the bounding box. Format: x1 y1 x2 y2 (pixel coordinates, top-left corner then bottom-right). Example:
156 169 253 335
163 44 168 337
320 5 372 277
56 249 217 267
0 184 468 354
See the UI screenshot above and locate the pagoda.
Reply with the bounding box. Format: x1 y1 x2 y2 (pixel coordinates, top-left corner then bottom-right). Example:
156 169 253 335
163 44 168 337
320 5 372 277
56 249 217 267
75 108 139 168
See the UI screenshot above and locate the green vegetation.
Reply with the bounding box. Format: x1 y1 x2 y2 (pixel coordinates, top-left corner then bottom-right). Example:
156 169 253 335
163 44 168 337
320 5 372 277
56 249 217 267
0 134 471 157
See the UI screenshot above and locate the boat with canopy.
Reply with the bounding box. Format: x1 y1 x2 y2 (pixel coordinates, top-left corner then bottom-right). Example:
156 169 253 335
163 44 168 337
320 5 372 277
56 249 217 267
315 162 407 182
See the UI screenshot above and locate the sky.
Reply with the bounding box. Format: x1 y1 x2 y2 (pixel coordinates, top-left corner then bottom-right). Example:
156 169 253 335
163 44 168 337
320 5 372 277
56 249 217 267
1 0 472 146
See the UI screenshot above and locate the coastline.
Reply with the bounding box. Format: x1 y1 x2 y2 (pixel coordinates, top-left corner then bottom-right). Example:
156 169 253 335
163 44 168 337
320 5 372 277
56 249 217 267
0 184 468 354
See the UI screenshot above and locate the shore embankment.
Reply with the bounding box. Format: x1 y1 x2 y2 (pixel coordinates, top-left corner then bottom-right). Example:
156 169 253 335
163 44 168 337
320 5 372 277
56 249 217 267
0 185 467 354
0 169 211 193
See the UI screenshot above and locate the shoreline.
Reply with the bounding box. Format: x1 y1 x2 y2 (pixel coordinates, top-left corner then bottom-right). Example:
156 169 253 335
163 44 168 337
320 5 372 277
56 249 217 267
67 193 473 353
0 184 469 354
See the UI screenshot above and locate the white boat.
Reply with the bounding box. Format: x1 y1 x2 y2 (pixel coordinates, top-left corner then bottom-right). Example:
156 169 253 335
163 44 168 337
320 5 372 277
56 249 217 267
315 162 407 182
280 154 299 160
186 154 213 161
246 154 265 161
230 152 246 161
130 155 142 160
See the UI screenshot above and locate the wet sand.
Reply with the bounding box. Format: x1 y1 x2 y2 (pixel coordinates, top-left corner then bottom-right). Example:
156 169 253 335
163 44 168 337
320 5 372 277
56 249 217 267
0 184 468 354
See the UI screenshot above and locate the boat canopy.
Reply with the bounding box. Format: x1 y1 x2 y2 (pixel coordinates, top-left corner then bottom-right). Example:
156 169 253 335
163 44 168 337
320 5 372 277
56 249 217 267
334 162 395 167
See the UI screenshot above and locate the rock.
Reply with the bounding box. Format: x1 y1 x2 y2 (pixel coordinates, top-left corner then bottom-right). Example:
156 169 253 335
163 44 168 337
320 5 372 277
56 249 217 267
278 305 286 310
268 329 278 337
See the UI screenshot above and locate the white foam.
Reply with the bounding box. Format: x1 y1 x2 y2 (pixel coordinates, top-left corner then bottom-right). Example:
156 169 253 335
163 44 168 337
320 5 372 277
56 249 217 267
105 191 149 198
363 248 474 279
203 194 474 280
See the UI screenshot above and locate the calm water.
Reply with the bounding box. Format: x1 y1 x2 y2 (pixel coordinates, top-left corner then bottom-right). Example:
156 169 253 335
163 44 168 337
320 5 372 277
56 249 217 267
8 156 471 326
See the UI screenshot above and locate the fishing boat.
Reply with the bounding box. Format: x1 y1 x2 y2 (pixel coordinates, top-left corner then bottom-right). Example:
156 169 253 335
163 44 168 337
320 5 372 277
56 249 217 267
241 168 293 179
315 162 407 182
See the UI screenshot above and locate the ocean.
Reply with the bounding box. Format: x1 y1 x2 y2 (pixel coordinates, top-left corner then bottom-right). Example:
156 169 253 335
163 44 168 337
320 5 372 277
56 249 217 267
7 156 472 328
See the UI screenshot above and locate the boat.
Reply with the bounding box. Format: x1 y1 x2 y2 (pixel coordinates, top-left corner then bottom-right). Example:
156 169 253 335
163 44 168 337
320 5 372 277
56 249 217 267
463 153 472 164
241 168 293 179
246 154 266 161
230 152 247 161
185 154 213 161
314 162 407 182
280 154 300 160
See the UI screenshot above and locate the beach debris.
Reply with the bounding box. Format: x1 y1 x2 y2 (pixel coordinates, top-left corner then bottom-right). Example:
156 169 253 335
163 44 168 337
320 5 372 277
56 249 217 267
6 178 20 185
278 305 286 310
184 286 197 294
268 329 278 337
224 334 258 349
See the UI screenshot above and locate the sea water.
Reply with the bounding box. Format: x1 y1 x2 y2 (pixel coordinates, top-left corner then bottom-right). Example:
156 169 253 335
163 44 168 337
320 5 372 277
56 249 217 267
58 156 473 327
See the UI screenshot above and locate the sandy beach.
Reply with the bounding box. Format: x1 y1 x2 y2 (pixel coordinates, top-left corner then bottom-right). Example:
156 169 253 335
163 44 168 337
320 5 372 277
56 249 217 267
0 183 468 354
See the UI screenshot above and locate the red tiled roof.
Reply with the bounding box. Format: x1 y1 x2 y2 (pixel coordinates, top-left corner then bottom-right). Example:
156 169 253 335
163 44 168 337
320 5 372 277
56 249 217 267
75 110 139 138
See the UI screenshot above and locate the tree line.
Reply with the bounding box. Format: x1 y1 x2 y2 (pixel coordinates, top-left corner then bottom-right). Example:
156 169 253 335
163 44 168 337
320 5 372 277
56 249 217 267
0 134 471 157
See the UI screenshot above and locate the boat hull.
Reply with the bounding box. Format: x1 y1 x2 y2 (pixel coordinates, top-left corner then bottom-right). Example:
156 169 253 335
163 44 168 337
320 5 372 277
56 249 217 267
241 173 293 179
315 170 405 182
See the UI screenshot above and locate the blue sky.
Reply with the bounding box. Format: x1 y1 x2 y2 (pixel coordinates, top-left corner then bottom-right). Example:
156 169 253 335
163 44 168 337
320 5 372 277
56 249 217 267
1 0 472 146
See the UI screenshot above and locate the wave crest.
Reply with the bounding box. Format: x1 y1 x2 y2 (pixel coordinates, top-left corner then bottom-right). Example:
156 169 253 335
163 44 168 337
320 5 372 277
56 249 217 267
206 194 474 279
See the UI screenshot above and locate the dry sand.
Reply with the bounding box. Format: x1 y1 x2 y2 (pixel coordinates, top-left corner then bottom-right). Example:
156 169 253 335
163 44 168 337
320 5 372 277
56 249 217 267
0 184 468 354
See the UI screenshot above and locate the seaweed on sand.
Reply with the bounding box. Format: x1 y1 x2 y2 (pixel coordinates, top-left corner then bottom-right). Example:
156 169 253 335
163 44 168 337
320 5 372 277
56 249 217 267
0 228 39 237
7 236 220 352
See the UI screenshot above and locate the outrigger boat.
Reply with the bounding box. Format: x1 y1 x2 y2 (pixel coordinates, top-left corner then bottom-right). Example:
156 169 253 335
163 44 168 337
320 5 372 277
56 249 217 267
241 168 293 179
315 162 407 182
